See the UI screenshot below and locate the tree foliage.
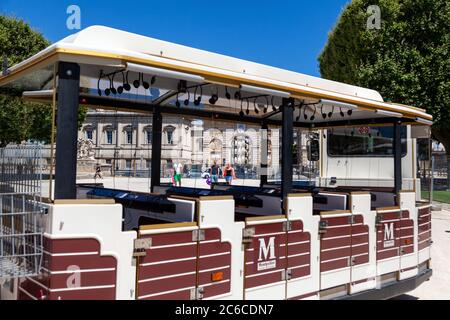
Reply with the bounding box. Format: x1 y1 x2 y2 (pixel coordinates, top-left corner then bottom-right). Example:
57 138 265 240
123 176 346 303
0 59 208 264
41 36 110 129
0 15 87 147
319 0 450 152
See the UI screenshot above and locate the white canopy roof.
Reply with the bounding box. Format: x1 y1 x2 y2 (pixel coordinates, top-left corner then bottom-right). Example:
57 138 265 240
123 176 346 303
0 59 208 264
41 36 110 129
0 25 432 121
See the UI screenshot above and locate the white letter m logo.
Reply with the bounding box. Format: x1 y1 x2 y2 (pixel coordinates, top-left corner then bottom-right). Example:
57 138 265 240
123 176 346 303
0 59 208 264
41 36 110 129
384 223 394 241
258 237 276 261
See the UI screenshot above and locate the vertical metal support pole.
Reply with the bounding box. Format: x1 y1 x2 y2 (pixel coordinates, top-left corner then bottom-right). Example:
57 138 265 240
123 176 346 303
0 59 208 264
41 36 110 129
54 62 80 200
281 98 294 208
430 155 435 204
393 121 402 197
151 109 163 193
260 121 268 187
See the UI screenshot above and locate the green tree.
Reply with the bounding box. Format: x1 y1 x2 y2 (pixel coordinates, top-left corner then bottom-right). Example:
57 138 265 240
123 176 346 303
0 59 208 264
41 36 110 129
319 0 450 186
0 15 87 147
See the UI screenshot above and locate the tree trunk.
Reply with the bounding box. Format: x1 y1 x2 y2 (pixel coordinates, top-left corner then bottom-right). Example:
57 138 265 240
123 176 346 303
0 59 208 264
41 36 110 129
432 127 450 189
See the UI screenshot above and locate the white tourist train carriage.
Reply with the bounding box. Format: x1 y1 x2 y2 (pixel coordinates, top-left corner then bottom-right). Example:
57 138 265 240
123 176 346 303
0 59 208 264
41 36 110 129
0 26 432 300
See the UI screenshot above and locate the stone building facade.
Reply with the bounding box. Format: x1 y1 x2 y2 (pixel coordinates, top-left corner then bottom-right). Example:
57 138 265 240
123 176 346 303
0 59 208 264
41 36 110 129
77 110 282 178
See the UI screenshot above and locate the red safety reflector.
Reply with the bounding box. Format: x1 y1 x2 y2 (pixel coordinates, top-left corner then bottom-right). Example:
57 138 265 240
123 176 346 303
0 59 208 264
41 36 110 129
211 272 224 282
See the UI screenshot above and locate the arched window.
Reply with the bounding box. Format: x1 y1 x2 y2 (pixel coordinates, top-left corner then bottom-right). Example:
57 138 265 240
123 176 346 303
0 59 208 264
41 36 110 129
123 125 133 144
83 125 94 141
163 125 176 145
143 126 153 144
103 125 114 145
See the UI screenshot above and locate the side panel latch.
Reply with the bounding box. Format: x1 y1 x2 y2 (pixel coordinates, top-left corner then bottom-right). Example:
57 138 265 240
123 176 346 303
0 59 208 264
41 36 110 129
133 238 152 257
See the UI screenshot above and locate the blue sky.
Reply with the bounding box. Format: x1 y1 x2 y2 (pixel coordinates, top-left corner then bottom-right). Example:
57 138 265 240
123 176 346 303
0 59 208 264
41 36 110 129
0 0 350 77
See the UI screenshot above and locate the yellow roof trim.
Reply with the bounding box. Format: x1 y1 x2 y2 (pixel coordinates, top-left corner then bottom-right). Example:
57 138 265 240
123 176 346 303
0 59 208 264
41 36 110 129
0 47 433 121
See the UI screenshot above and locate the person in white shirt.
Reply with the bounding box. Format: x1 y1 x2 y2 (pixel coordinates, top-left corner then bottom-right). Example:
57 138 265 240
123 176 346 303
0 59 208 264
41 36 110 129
173 162 183 186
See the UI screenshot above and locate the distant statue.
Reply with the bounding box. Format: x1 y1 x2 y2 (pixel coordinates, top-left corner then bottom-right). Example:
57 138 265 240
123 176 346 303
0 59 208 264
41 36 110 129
77 138 95 160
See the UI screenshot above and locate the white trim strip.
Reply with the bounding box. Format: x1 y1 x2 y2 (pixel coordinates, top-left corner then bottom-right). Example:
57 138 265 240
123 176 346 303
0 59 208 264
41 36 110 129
287 230 304 234
140 256 196 267
351 242 369 247
200 239 221 244
246 219 286 226
280 240 309 247
139 226 198 236
199 265 230 273
139 271 196 283
352 252 369 258
322 244 351 252
377 209 401 214
41 267 116 275
25 276 47 290
321 256 350 264
202 279 230 288
19 287 38 300
288 252 310 259
199 251 230 259
138 285 196 299
43 250 99 257
378 219 400 223
321 234 351 241
253 231 286 237
291 263 310 270
352 232 369 237
25 276 115 293
50 284 115 293
150 242 196 249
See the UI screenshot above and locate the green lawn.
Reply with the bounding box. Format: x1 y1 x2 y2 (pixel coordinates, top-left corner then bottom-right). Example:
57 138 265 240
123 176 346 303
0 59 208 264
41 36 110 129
422 190 450 204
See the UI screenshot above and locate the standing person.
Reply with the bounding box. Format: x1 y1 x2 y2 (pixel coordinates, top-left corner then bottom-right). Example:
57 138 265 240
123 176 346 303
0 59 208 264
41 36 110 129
94 164 103 179
210 161 220 189
223 163 235 185
173 162 183 187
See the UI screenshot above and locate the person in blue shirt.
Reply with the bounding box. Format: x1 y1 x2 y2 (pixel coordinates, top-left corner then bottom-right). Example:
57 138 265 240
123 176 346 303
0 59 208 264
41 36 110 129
210 161 220 189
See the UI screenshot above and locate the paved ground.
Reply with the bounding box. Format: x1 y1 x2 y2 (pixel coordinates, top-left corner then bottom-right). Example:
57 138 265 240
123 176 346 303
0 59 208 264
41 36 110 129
393 202 450 300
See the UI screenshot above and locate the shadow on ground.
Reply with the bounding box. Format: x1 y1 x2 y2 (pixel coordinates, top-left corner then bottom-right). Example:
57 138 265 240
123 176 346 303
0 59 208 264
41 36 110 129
390 294 419 300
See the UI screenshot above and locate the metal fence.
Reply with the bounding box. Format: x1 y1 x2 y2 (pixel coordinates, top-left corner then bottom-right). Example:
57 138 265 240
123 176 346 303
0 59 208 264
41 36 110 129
0 193 43 278
0 144 44 279
0 144 43 196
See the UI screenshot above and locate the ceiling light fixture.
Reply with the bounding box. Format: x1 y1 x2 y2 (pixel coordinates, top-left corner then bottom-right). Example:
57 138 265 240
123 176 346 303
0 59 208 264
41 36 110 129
240 84 290 98
375 109 403 118
415 118 433 126
127 62 205 83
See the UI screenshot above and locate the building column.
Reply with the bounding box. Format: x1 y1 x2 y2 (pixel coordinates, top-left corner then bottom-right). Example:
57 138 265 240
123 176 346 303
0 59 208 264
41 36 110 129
54 62 80 200
281 98 294 207
393 121 402 197
151 109 163 192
